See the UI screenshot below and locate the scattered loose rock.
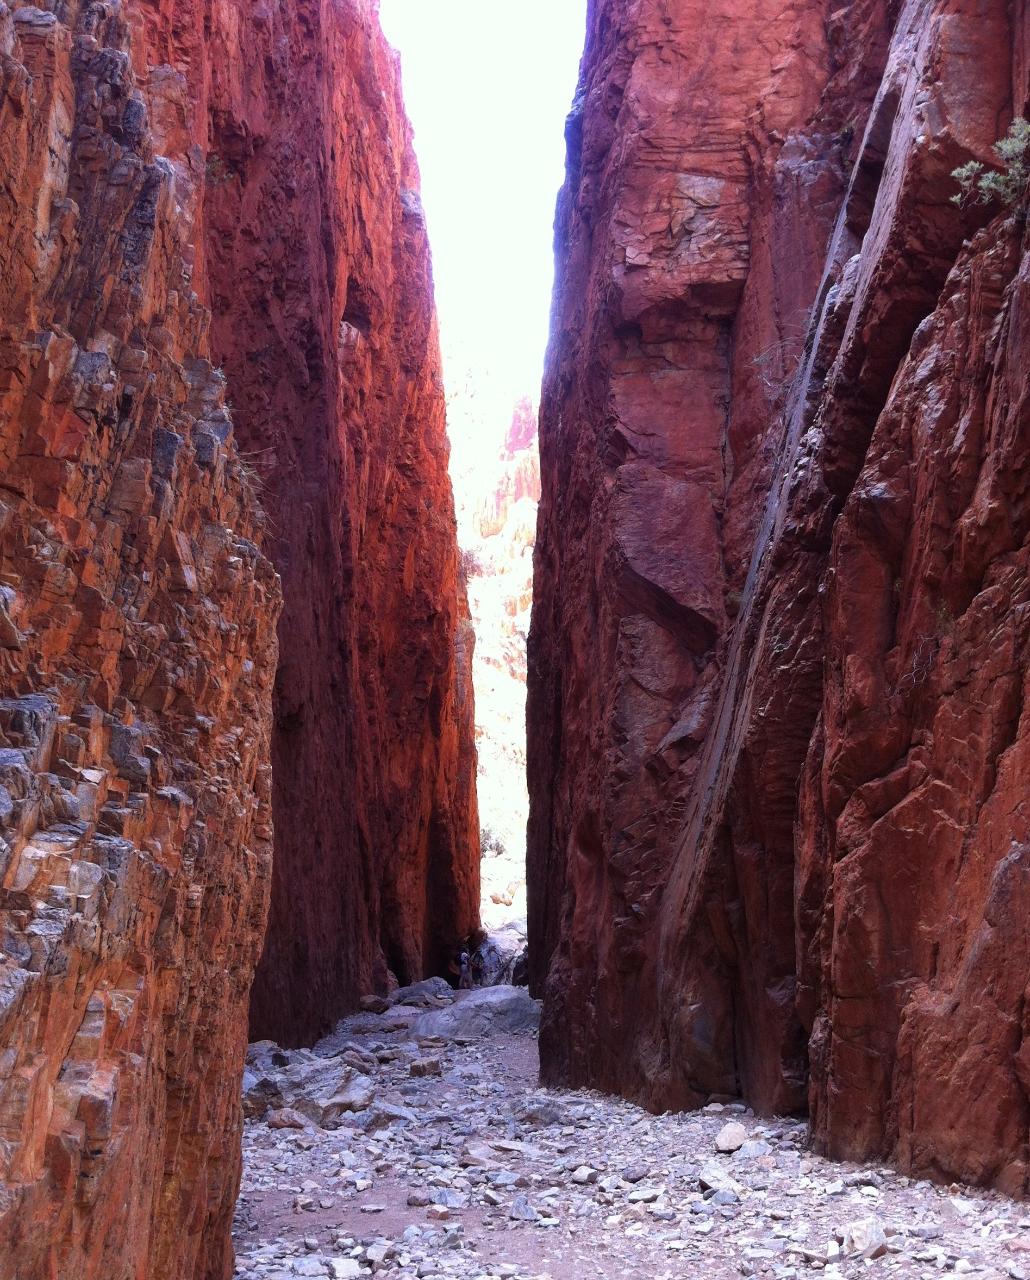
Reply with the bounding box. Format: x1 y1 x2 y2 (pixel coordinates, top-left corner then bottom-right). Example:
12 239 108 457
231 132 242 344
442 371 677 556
267 1108 309 1131
235 988 1029 1280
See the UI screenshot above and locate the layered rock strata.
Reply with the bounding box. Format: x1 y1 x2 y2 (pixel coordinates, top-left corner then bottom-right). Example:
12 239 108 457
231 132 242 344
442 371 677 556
529 0 1030 1193
0 3 279 1277
197 0 480 1044
0 0 477 1274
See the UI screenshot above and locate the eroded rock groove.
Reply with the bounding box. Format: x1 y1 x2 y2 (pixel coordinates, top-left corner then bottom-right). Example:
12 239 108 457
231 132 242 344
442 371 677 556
528 0 1030 1193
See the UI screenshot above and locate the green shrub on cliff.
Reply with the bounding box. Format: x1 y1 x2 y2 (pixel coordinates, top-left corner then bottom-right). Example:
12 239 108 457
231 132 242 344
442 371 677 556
951 117 1030 208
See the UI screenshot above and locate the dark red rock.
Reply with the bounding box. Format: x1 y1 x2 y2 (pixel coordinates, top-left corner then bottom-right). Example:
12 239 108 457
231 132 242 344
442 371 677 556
529 0 1030 1191
181 0 480 1045
799 212 1030 1195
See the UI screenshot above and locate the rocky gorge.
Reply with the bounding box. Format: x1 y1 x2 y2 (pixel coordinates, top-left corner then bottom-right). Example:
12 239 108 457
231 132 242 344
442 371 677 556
0 0 1028 1276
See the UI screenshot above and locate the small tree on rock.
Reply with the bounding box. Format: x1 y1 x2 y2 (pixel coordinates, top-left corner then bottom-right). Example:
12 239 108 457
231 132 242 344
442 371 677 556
952 117 1030 208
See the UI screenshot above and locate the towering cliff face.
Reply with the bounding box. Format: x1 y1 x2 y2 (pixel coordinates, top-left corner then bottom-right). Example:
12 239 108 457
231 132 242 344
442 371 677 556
529 0 1030 1193
196 0 480 1044
0 3 279 1277
0 0 477 1273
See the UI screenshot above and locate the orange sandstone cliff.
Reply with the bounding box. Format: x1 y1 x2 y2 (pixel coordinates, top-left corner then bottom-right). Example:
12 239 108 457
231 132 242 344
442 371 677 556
529 0 1030 1193
0 2 279 1275
0 0 477 1275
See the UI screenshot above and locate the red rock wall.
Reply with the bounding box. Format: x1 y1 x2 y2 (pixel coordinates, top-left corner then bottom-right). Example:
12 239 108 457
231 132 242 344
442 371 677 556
187 0 480 1044
529 0 1030 1191
0 3 279 1277
0 0 477 1273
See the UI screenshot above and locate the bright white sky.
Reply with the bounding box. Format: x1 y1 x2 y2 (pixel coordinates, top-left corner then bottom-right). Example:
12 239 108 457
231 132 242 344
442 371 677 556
379 0 587 494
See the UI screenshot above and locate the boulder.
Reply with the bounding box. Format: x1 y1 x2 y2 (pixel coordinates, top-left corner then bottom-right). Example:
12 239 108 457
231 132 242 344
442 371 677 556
412 986 540 1040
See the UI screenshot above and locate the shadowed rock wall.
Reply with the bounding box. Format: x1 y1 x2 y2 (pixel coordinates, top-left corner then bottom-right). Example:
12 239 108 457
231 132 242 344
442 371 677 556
529 0 1030 1192
193 0 481 1045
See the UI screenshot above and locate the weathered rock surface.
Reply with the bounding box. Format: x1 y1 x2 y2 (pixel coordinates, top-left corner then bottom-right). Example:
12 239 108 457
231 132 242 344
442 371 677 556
529 0 1030 1192
0 2 280 1276
0 0 478 1273
192 0 480 1045
472 920 529 988
410 986 540 1041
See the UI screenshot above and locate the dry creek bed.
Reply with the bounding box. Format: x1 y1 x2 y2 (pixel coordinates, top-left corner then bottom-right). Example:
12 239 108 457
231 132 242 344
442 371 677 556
233 982 1030 1280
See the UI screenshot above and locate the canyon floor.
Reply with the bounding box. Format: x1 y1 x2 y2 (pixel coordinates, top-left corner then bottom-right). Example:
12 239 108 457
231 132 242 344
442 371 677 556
233 986 1030 1280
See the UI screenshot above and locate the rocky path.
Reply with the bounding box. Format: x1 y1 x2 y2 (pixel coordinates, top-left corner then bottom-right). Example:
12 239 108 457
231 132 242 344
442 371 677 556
234 984 1029 1280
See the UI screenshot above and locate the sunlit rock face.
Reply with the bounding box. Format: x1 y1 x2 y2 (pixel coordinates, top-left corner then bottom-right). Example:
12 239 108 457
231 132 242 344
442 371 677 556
0 0 477 1274
529 0 1030 1192
0 3 279 1276
462 399 541 929
196 0 481 1046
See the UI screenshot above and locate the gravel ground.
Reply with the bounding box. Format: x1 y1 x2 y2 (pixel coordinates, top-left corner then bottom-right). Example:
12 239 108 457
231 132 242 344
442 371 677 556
233 986 1030 1280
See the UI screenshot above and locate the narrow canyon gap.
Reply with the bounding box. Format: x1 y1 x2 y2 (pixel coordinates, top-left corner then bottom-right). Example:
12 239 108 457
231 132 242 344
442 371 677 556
2 0 1030 1276
529 0 1030 1194
377 0 587 937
